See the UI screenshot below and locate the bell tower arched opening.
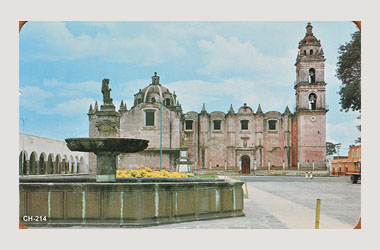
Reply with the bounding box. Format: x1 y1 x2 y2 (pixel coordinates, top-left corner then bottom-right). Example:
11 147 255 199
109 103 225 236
309 68 315 84
309 93 317 110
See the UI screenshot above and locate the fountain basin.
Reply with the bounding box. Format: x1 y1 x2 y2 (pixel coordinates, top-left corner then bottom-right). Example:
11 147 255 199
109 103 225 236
19 177 244 228
65 137 149 153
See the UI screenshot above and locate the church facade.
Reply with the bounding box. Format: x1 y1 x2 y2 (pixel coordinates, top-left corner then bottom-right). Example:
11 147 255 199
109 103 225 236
88 23 328 173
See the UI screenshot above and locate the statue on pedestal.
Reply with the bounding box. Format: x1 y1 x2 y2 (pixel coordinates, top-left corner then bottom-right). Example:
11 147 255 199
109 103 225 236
101 79 112 104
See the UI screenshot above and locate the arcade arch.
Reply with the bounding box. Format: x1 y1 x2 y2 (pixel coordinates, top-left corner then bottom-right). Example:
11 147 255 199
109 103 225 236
39 152 47 175
30 151 38 175
19 150 28 175
55 154 61 174
47 153 54 174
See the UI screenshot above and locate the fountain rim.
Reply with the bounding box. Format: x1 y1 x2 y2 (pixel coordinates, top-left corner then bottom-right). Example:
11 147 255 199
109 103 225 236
65 137 149 153
65 137 149 141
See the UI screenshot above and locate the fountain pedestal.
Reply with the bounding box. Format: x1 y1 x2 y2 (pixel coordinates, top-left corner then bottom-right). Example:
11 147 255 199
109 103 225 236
96 152 118 182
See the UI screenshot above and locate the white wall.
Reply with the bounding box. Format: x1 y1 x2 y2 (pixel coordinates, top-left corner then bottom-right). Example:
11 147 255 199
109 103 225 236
19 133 89 173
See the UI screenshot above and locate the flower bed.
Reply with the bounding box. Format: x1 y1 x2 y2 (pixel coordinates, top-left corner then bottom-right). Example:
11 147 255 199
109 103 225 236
116 165 188 178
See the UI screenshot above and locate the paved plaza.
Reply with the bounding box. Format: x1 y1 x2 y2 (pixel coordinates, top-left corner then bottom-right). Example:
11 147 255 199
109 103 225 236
151 176 361 229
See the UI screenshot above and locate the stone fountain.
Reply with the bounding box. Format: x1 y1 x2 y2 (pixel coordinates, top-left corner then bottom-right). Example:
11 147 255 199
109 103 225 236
65 137 148 182
19 79 244 228
66 79 148 182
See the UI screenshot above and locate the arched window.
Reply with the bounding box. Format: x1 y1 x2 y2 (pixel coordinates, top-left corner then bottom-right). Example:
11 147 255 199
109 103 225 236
309 93 317 110
303 50 306 55
310 49 313 55
309 68 315 84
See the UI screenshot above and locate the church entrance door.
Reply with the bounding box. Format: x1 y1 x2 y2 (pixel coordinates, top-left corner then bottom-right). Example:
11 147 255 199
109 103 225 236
241 155 250 173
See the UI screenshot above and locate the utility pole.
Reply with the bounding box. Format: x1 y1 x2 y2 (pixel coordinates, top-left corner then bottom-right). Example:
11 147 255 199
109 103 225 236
160 99 162 170
157 98 163 170
20 117 26 176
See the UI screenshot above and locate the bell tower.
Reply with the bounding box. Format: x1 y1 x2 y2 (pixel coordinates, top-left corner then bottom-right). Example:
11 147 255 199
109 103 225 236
293 22 328 169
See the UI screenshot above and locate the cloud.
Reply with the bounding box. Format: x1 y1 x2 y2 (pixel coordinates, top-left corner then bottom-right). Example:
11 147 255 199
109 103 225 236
42 79 100 97
112 77 295 114
152 22 218 42
52 98 95 116
165 78 294 113
20 79 99 116
21 22 186 65
325 63 340 86
326 120 360 154
19 86 53 111
196 35 295 84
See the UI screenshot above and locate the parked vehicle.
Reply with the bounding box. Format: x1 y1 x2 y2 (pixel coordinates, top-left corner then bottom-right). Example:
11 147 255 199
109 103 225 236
351 165 361 184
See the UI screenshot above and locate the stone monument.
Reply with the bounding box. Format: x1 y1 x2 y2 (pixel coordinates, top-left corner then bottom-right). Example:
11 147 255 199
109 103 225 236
66 79 148 182
176 134 192 173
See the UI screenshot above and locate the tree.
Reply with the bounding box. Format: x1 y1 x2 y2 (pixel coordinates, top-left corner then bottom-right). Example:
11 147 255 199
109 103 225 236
336 30 361 144
336 30 361 112
326 142 337 156
355 114 361 144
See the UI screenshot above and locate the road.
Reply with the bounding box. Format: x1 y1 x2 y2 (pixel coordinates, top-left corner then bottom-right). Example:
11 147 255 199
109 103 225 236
152 176 361 229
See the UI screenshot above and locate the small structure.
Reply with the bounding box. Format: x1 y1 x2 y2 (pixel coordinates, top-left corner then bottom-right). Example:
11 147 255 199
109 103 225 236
176 134 192 172
176 148 192 173
331 145 361 176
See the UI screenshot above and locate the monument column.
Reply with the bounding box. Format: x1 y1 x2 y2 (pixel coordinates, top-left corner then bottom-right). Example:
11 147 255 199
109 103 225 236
94 79 121 182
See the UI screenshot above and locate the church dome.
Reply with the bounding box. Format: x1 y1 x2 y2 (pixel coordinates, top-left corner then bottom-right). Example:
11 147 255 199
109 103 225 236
133 72 176 107
141 83 169 103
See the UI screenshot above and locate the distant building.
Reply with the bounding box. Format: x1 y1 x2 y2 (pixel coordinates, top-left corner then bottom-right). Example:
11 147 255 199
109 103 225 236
331 145 361 176
87 23 328 173
19 133 89 175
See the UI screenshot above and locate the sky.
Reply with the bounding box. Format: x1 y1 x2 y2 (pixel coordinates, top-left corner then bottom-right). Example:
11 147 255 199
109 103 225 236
19 21 360 155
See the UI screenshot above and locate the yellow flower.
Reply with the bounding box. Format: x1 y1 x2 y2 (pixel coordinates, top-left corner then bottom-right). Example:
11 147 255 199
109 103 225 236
117 166 188 178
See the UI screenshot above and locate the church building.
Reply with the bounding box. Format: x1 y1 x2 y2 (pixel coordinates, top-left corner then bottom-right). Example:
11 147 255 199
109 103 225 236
88 22 328 173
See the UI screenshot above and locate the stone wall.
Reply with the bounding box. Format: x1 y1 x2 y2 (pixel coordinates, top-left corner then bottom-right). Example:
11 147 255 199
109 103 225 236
20 178 244 227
